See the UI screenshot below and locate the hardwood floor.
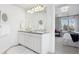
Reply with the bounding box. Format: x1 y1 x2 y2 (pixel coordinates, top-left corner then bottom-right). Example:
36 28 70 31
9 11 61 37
55 37 79 54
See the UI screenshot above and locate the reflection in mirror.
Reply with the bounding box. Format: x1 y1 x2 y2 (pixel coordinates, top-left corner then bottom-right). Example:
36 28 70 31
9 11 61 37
20 4 47 32
27 4 46 14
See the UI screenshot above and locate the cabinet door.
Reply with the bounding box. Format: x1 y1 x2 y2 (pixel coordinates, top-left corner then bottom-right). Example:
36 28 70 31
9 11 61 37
18 32 42 53
18 32 34 50
23 33 41 53
32 34 41 53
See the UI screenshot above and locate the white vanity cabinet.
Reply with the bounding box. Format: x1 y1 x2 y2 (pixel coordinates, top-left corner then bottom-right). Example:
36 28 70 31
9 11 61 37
18 31 50 54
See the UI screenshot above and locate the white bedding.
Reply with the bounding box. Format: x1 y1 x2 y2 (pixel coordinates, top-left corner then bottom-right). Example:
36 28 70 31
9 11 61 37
63 33 79 48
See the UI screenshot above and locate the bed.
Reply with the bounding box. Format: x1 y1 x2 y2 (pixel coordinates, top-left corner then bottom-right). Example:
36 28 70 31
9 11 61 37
63 32 79 48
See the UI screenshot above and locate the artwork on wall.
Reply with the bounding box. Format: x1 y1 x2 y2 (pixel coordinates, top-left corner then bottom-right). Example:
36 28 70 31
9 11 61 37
0 11 1 23
0 11 1 28
0 11 8 23
0 11 8 28
2 13 8 22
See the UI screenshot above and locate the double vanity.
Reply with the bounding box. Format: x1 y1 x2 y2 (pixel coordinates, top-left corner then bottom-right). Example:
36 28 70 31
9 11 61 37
18 31 50 54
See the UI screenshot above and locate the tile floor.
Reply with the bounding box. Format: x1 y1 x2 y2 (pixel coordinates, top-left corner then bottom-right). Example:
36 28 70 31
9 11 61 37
6 46 36 54
6 37 79 54
55 37 79 54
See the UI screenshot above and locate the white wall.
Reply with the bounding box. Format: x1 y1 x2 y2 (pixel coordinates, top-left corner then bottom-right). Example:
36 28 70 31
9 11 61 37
0 5 25 53
45 5 55 53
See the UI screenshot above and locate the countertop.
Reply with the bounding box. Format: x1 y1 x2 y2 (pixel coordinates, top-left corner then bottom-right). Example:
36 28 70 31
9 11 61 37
18 31 49 34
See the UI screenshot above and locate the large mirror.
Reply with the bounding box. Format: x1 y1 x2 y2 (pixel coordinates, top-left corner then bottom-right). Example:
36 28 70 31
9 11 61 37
24 4 47 31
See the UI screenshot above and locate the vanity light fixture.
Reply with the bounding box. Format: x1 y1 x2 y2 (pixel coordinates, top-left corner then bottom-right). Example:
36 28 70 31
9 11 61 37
27 5 45 14
27 10 34 14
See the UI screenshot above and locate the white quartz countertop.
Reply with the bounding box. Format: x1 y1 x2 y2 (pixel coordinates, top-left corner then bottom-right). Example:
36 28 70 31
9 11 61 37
18 31 49 34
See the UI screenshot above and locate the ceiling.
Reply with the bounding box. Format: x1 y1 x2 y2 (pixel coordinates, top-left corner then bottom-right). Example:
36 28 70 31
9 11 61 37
55 4 79 17
14 4 79 17
55 4 66 8
14 4 37 10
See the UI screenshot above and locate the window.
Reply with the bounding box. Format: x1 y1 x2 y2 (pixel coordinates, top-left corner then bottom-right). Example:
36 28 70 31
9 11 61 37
60 16 77 31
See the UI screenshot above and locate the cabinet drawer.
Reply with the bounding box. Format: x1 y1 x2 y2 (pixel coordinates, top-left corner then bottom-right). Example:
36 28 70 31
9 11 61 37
19 36 34 49
18 32 42 53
